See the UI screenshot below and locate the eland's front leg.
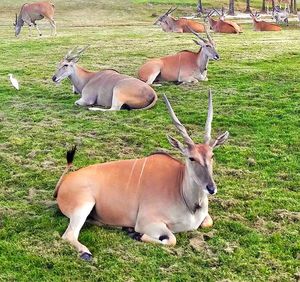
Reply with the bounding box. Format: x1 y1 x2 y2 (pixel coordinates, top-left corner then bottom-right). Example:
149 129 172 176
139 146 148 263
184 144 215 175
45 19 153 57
135 222 177 246
75 89 97 106
33 22 42 36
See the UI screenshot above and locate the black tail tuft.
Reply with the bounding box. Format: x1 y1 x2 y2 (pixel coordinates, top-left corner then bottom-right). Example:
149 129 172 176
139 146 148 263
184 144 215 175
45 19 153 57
66 145 77 165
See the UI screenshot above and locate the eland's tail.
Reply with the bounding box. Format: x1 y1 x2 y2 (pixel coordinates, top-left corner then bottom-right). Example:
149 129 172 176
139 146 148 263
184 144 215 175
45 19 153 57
53 145 76 198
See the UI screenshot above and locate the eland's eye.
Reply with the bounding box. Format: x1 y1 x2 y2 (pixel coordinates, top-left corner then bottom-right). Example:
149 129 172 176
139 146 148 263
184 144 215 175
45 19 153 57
189 157 196 162
63 64 68 67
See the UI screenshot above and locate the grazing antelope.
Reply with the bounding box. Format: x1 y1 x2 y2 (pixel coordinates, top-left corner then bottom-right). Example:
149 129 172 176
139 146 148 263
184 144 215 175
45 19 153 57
154 7 205 33
52 47 157 111
54 90 229 260
205 10 241 34
138 28 219 84
250 11 282 31
14 2 56 37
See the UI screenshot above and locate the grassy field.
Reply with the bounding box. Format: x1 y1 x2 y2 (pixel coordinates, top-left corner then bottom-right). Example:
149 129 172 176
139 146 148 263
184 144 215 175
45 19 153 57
0 0 300 281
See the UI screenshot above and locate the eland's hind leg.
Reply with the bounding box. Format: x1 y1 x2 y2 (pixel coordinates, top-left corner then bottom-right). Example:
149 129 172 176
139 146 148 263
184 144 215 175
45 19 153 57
61 202 95 261
49 19 57 36
145 69 161 85
138 61 162 85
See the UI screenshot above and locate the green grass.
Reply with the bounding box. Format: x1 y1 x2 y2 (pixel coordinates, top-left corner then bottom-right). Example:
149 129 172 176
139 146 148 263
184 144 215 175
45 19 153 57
0 0 300 281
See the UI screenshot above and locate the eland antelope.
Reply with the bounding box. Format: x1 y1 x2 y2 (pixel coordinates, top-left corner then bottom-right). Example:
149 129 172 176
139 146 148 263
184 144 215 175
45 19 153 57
205 10 241 34
54 90 229 260
250 11 282 31
213 8 242 33
138 28 219 84
14 2 56 37
52 47 157 111
154 7 205 33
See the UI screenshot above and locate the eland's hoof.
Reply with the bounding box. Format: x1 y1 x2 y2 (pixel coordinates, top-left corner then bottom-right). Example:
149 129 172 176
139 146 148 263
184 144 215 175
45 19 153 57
128 232 142 241
80 252 92 261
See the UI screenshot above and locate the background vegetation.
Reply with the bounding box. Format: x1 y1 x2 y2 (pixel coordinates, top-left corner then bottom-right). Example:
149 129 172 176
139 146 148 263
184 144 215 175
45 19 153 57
0 0 299 281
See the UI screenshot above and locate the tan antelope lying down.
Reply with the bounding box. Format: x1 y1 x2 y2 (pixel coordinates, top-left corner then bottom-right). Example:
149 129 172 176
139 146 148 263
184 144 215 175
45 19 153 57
250 11 282 31
213 8 243 33
14 2 56 37
154 7 205 33
52 47 157 111
206 10 241 34
54 90 229 260
138 29 219 84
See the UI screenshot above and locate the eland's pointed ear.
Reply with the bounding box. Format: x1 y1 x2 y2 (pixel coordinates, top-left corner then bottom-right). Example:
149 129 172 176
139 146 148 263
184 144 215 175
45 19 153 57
167 135 186 153
211 131 229 149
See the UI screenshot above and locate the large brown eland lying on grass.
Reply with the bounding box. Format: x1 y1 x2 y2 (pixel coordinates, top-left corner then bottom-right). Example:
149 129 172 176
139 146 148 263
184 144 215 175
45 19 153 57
250 11 282 31
205 10 241 34
138 28 219 84
213 8 243 33
54 90 229 261
154 7 205 33
14 1 56 37
52 47 157 111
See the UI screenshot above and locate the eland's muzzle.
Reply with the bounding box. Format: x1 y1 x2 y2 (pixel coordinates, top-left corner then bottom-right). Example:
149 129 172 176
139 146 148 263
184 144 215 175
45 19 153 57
206 184 217 195
52 75 58 82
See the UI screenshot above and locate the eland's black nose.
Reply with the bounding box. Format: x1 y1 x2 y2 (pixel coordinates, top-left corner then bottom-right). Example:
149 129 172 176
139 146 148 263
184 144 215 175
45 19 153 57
52 75 57 82
206 184 216 195
214 54 220 60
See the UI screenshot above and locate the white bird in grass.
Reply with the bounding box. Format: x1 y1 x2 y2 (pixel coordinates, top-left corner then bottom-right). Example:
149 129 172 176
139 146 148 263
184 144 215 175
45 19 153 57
8 74 19 90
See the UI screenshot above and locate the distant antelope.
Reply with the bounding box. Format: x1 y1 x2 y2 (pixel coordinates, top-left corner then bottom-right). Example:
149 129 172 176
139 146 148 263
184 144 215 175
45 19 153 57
213 8 242 33
250 11 282 31
14 2 56 37
138 28 219 84
205 10 241 34
54 90 229 260
52 46 157 111
273 6 289 25
154 7 205 33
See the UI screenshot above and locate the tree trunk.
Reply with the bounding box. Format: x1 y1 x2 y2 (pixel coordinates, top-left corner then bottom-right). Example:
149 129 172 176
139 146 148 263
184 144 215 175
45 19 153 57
262 0 266 12
229 0 235 15
292 0 297 14
197 0 203 13
245 0 251 12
